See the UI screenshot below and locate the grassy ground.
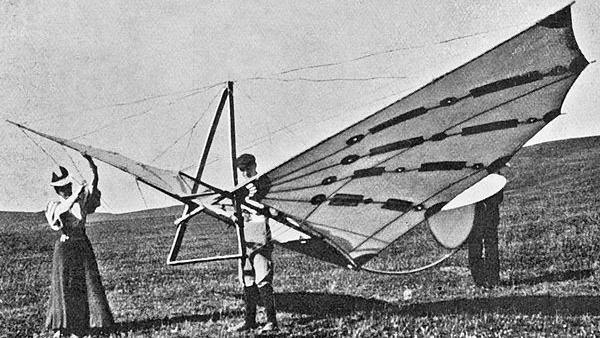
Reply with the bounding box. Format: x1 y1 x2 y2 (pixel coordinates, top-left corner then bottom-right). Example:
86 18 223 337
2 136 600 337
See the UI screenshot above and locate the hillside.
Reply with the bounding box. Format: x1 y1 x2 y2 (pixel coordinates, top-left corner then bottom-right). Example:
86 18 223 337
507 136 600 191
0 204 183 227
87 205 183 223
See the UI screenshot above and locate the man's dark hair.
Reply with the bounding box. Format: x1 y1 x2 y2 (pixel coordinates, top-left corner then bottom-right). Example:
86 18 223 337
236 153 256 170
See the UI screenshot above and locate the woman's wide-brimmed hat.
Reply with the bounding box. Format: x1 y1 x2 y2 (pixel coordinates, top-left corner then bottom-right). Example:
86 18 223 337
50 166 72 187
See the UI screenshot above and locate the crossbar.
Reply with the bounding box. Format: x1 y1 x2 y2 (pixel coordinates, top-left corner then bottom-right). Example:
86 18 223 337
168 254 243 266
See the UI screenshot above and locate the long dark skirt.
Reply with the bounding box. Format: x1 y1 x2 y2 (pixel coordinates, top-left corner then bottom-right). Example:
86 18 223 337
46 235 114 334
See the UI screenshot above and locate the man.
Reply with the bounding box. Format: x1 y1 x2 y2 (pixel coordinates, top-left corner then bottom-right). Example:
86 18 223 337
467 189 504 287
230 153 278 332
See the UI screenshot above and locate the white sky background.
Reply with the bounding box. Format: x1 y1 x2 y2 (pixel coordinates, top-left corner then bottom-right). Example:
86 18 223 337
1 0 598 213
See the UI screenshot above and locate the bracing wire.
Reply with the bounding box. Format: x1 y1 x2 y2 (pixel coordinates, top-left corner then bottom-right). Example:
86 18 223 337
243 75 408 83
97 82 225 110
62 146 84 184
69 108 153 141
235 23 525 83
239 78 348 150
180 156 222 173
231 61 409 155
149 88 224 165
237 88 276 148
232 80 416 156
135 179 150 210
179 89 227 168
19 129 60 167
68 84 224 141
26 81 227 125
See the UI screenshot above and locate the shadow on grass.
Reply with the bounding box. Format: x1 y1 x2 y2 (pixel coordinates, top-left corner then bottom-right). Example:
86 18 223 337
276 291 600 319
501 268 595 286
110 277 600 333
111 309 241 334
403 295 600 317
276 292 400 316
109 293 398 333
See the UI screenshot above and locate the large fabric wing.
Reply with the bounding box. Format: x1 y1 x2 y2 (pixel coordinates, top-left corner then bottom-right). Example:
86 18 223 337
259 6 588 267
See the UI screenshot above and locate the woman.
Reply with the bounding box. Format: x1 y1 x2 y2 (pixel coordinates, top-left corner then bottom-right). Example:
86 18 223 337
44 154 114 337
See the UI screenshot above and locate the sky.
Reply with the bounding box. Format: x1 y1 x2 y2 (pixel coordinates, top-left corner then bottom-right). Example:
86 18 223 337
1 0 599 213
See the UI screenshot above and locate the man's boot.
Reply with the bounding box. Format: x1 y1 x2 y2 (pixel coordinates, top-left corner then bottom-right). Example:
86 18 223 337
230 285 259 332
258 284 278 332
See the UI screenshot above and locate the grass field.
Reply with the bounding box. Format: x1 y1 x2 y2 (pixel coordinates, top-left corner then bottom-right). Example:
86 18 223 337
2 136 600 337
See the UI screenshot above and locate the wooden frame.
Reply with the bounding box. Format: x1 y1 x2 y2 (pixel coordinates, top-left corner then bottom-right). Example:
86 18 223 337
166 82 248 266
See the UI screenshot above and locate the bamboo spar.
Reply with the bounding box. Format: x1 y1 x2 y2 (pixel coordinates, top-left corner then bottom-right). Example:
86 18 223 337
229 82 250 283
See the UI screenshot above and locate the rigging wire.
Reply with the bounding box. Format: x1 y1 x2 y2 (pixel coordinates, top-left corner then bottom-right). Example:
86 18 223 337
235 23 525 83
232 44 417 156
25 81 227 125
211 85 311 164
19 129 60 167
149 88 224 165
180 156 222 173
237 88 275 148
68 86 212 141
62 146 84 184
97 82 226 110
69 106 153 141
229 62 407 157
243 76 408 83
233 79 416 157
234 76 361 153
135 179 150 210
181 88 227 168
64 84 223 141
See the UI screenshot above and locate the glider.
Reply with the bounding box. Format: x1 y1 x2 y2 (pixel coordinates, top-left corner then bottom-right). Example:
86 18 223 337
8 5 588 274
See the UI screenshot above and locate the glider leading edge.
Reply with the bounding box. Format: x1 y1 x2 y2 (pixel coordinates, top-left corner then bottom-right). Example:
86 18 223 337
8 5 588 274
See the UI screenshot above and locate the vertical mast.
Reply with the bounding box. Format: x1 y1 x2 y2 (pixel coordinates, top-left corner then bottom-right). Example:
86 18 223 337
228 81 248 276
229 81 238 186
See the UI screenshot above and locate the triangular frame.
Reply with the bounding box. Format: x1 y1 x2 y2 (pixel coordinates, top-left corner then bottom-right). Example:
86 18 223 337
166 82 248 266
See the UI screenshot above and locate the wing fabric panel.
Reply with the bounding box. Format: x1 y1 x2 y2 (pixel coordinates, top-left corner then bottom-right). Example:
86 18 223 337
269 219 354 266
15 124 191 199
260 6 588 267
207 197 356 266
